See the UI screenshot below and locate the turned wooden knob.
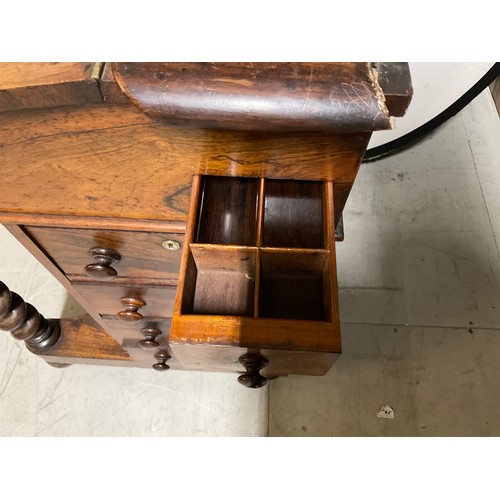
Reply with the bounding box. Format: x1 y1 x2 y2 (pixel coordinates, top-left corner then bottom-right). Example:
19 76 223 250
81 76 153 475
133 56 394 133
153 350 171 371
237 353 269 388
84 246 121 281
117 297 146 322
138 327 162 349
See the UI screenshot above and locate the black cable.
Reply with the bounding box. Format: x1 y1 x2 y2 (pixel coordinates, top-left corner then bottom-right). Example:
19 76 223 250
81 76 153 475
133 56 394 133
364 62 500 162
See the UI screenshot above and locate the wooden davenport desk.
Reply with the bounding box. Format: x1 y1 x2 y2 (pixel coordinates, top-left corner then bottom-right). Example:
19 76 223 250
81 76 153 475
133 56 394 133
0 63 412 388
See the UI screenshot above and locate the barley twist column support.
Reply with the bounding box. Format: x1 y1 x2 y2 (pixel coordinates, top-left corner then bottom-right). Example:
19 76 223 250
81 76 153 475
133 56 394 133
0 281 61 353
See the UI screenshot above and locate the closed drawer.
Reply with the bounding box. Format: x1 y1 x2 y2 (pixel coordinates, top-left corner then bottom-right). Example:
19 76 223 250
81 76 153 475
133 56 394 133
170 344 340 377
120 340 181 370
102 317 179 370
24 226 184 281
72 282 176 318
100 316 172 344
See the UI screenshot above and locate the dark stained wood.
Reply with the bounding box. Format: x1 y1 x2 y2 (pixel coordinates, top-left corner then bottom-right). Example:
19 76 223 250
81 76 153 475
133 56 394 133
169 343 339 376
323 181 341 329
4 226 178 359
259 250 330 321
335 215 344 242
84 247 121 281
152 350 171 371
333 183 352 230
24 226 185 281
99 63 130 104
0 62 104 112
188 245 257 316
196 176 259 246
171 175 341 357
375 62 413 117
237 353 268 388
0 103 370 230
138 327 162 348
72 282 176 318
0 63 412 378
3 225 128 336
117 297 147 322
171 314 341 351
175 176 203 317
260 349 339 376
0 101 150 143
112 63 392 132
262 179 324 248
120 342 182 368
0 104 192 224
0 280 61 352
192 130 371 182
0 213 186 233
39 314 131 362
100 316 172 344
180 251 198 316
253 180 266 317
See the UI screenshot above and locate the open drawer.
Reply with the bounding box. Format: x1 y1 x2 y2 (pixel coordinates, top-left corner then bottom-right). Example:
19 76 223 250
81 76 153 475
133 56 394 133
169 175 342 381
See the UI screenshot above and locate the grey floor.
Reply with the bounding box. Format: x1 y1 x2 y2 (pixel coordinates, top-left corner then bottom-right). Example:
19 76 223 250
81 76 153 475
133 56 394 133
1 88 499 436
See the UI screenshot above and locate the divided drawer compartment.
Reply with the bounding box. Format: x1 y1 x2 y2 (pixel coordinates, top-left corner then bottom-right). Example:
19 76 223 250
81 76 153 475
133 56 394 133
170 175 341 373
195 176 325 249
182 246 331 322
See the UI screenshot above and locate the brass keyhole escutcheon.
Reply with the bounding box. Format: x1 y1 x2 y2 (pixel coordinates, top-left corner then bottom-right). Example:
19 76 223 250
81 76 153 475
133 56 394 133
161 240 181 251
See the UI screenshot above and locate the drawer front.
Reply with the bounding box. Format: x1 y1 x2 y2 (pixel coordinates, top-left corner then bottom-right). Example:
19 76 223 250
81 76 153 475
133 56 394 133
169 344 339 376
101 316 177 369
72 282 176 318
100 316 172 344
24 226 184 280
121 344 181 370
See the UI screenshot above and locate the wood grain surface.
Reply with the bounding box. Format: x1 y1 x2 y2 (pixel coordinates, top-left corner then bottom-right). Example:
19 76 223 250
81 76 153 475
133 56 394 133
0 62 104 112
40 314 130 361
99 63 130 104
189 245 257 316
375 62 413 117
171 175 341 357
112 62 391 132
0 103 370 229
101 316 172 344
169 343 339 376
259 250 329 321
262 179 324 248
24 226 185 281
72 282 177 318
170 314 341 351
196 176 259 246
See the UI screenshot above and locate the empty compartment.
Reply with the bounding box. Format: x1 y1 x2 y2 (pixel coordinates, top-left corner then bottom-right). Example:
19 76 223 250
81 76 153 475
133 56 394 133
196 176 259 246
262 179 324 248
182 244 257 316
259 250 331 321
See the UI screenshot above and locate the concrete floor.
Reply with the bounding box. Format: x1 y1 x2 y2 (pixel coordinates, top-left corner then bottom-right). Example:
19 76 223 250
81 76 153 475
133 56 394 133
0 88 499 436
